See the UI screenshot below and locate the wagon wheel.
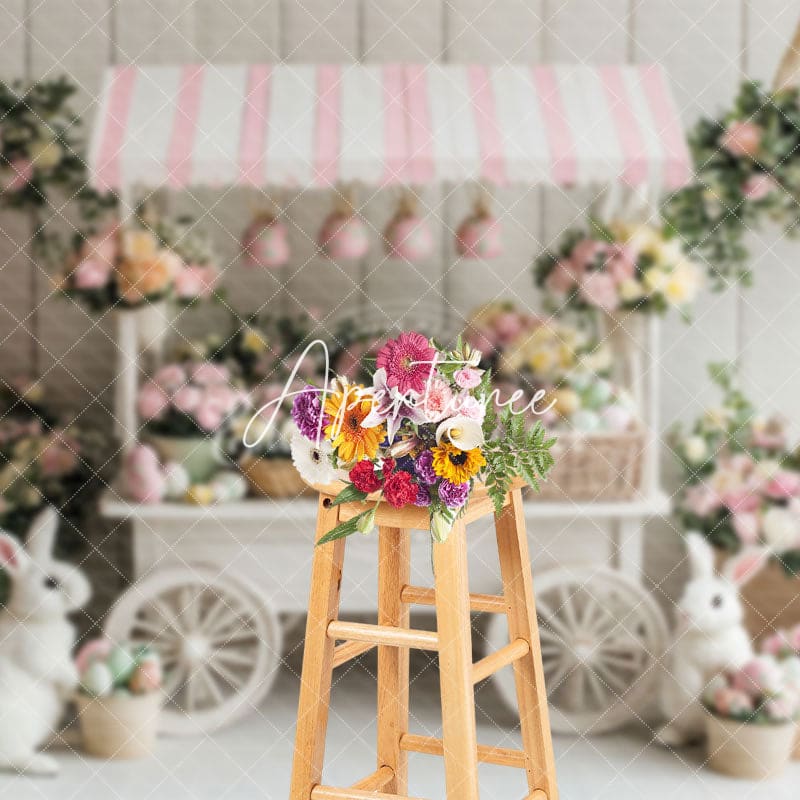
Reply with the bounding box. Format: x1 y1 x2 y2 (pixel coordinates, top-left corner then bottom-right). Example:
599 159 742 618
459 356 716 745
105 564 283 736
486 566 667 736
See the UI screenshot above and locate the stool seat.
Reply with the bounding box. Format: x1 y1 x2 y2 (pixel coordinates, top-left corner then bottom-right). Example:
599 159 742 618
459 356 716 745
289 484 559 800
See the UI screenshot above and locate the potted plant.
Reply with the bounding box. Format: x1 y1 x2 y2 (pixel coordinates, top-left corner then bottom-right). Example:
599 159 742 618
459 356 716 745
74 640 163 760
761 625 800 759
702 655 799 778
137 361 248 483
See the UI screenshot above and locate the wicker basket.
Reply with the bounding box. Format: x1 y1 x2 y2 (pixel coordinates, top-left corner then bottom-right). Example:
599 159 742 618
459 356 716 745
528 427 645 502
241 456 313 499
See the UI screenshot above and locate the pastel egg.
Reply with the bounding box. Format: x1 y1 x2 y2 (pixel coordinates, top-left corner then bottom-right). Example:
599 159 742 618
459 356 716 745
571 410 601 432
74 638 113 675
107 645 137 684
211 472 248 502
584 379 613 409
81 661 115 697
552 388 581 418
130 660 163 694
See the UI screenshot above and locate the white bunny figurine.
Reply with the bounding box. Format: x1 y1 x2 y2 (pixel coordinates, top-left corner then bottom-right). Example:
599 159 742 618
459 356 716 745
0 507 91 775
656 532 767 747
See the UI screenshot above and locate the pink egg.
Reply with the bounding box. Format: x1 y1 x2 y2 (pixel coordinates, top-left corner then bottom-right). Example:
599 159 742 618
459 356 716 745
383 213 434 262
130 659 163 694
75 638 113 676
241 214 290 268
455 212 503 259
318 212 369 260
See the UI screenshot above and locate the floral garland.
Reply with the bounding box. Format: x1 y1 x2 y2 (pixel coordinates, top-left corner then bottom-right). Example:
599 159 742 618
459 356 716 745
663 81 800 288
288 332 555 544
674 363 800 575
533 219 701 317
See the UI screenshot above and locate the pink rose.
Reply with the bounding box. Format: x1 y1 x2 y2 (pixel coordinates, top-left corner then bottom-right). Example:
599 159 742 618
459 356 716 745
578 270 620 312
546 259 582 294
137 381 170 420
173 385 202 414
191 362 229 386
493 311 524 344
683 483 721 517
571 238 606 269
194 402 223 432
73 258 113 290
153 364 187 393
39 439 78 477
732 512 760 545
721 487 760 513
790 625 800 652
712 686 754 717
721 120 762 158
742 173 778 201
730 656 785 697
606 243 637 284
454 367 483 389
453 393 486 424
419 378 454 423
174 264 217 300
1 158 33 192
760 631 791 658
204 384 239 415
764 470 800 500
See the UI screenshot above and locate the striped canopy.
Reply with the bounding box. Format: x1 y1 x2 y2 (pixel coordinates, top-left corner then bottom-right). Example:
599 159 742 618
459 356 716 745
89 63 691 193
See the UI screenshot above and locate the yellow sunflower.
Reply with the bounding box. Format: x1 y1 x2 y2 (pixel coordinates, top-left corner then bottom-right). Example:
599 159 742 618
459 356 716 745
431 443 486 484
324 385 384 463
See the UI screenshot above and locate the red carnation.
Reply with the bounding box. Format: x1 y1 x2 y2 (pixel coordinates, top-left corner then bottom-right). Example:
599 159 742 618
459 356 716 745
349 460 383 493
383 470 417 509
381 457 396 476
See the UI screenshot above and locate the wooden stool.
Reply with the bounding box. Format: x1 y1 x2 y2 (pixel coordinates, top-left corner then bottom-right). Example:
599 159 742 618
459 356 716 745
289 482 558 800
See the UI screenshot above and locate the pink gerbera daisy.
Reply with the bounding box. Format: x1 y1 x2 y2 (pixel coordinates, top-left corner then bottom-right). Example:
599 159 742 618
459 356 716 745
376 332 436 394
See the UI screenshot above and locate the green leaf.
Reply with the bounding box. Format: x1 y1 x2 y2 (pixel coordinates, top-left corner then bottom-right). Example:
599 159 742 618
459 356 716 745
316 508 374 545
329 484 369 506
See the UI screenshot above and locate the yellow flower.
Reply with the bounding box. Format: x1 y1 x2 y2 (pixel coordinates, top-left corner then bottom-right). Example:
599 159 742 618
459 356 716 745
242 327 268 354
431 443 486 484
324 384 384 463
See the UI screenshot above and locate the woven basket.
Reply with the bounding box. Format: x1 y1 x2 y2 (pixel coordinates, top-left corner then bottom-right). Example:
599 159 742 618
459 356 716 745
241 456 313 499
528 427 645 502
75 692 161 759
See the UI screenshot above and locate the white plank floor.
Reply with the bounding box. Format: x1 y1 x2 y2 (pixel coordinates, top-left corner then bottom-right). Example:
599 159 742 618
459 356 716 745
1 665 797 800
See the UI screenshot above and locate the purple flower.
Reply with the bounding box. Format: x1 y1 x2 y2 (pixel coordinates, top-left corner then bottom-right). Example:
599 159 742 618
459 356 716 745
414 484 432 507
292 385 326 441
438 479 469 508
414 449 437 485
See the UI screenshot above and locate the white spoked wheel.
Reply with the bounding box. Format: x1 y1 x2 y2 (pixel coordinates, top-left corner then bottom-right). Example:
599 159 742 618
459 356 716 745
486 566 667 736
105 564 283 736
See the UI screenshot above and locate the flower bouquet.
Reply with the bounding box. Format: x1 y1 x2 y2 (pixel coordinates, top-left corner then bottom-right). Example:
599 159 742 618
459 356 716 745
74 640 163 759
675 364 800 574
533 219 701 317
137 361 248 483
289 332 555 544
60 214 219 313
702 655 800 778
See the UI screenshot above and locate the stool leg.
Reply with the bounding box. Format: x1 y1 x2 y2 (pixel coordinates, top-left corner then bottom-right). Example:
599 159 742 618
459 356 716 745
377 526 410 794
495 489 558 800
433 519 480 800
290 497 346 800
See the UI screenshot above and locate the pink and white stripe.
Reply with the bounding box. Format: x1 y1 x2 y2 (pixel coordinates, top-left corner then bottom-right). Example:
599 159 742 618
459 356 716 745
89 62 691 193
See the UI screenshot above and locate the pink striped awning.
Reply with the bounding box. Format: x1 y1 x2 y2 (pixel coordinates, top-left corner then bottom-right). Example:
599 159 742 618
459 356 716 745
89 63 691 192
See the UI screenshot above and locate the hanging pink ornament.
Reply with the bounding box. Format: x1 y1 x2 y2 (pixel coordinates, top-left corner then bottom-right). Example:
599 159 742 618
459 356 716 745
383 192 434 262
318 189 369 260
241 212 290 268
455 194 503 259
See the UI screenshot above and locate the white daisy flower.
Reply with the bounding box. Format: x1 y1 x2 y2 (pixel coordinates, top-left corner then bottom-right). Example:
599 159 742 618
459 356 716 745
290 431 337 485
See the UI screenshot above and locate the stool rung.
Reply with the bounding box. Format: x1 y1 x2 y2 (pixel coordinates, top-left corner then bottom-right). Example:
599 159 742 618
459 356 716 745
472 638 530 684
399 734 527 769
332 640 376 668
400 585 507 614
311 786 427 800
327 620 439 651
351 766 394 791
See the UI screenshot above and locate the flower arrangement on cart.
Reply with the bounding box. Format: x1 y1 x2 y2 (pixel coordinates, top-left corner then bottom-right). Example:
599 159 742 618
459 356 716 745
286 331 556 544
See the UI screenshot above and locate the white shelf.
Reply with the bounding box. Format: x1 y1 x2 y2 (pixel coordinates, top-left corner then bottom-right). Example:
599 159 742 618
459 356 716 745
100 489 671 523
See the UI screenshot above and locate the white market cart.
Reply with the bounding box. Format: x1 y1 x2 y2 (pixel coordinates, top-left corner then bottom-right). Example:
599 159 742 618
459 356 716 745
92 62 688 736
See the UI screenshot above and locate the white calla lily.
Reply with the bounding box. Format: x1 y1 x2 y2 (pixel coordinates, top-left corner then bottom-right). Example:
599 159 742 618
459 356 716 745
435 416 484 450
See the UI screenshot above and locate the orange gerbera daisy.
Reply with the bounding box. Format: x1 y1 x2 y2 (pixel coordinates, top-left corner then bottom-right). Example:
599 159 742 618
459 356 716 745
324 384 385 463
